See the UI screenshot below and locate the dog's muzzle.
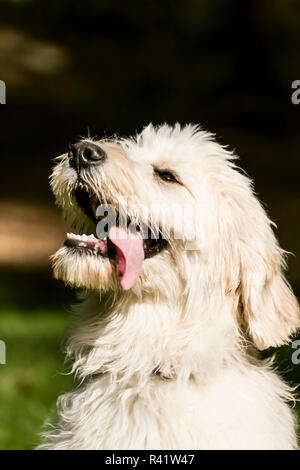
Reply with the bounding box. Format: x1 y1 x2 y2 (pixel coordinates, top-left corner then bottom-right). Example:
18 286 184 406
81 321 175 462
61 140 168 291
68 141 107 173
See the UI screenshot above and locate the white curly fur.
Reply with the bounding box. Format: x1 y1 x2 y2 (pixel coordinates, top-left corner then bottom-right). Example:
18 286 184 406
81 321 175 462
39 123 300 450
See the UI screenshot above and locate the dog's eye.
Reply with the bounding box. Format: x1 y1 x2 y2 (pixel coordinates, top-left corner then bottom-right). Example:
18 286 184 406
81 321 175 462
154 168 180 184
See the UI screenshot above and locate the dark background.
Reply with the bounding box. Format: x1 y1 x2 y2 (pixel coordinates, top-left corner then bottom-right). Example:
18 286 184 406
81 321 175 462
0 0 299 449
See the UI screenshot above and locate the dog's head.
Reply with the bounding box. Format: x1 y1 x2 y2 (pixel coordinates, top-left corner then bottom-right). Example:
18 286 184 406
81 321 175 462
51 123 299 350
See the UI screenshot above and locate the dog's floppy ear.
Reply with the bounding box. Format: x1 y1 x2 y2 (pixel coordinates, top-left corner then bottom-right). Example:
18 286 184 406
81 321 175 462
235 195 300 350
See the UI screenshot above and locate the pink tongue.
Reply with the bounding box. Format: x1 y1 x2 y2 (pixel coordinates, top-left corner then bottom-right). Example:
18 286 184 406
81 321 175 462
108 226 145 290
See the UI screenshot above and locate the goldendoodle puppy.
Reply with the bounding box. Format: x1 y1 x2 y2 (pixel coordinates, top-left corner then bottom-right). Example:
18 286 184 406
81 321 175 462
40 124 299 449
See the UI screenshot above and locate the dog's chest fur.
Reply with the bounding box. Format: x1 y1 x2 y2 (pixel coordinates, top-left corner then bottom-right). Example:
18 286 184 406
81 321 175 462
40 293 297 450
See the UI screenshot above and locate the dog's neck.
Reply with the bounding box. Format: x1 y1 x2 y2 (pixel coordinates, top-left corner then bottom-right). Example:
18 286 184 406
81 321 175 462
66 290 242 385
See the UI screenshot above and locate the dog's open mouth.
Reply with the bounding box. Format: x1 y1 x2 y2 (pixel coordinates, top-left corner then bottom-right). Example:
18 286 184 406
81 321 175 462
64 186 167 289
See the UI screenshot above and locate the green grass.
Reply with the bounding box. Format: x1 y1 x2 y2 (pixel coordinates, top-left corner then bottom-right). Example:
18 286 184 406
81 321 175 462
0 307 73 449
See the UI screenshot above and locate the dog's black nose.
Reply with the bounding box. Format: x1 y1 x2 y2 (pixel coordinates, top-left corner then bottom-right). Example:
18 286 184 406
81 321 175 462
68 141 107 171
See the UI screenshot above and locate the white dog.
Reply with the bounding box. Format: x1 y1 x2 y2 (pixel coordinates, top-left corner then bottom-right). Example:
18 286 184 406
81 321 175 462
40 123 300 450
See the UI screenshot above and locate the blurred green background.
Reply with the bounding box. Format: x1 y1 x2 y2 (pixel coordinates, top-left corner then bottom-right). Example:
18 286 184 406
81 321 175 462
0 0 300 449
